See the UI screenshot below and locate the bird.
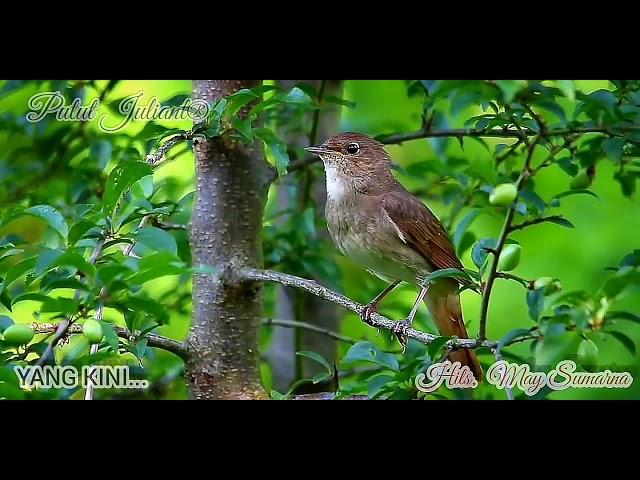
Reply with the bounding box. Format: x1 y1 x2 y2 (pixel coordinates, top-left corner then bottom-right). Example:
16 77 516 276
305 132 483 382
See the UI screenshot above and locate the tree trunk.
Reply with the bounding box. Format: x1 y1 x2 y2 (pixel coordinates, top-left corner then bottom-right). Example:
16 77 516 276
185 80 271 400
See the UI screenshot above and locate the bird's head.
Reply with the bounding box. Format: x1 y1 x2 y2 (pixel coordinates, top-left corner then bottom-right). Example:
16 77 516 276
305 132 393 178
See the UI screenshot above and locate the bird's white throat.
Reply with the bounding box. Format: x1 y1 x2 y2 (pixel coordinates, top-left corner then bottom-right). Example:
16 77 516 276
323 163 347 200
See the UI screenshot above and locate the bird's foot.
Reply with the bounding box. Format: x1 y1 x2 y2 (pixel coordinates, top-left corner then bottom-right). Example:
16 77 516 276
392 319 413 354
360 302 382 336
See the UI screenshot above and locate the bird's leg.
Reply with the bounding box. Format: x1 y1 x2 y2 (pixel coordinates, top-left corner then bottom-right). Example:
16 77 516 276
393 284 430 353
361 280 401 333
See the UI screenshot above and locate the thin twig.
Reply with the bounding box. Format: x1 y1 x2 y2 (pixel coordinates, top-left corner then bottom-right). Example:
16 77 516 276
478 136 542 342
509 215 565 233
154 220 187 231
262 318 357 345
379 125 640 145
84 304 104 400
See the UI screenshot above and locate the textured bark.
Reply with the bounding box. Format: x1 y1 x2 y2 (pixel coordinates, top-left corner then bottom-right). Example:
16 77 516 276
265 80 344 392
185 80 271 400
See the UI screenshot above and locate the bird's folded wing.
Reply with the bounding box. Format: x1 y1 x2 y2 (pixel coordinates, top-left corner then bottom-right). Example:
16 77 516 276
381 190 466 274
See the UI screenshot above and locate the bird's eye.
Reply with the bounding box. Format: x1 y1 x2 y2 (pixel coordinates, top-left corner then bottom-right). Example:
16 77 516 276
346 142 360 155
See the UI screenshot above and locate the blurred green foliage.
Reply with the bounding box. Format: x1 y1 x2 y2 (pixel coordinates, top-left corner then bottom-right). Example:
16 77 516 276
0 80 638 400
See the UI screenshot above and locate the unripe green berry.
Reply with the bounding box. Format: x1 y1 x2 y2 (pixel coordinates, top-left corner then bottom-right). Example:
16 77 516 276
489 183 518 207
497 244 522 271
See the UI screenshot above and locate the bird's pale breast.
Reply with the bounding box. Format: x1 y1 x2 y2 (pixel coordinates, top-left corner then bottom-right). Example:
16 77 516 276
324 169 432 286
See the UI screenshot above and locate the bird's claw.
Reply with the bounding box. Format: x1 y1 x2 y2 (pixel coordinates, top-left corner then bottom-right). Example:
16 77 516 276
360 303 377 326
392 319 412 354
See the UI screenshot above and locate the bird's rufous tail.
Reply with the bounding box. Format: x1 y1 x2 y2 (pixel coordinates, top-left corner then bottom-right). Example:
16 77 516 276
423 278 483 383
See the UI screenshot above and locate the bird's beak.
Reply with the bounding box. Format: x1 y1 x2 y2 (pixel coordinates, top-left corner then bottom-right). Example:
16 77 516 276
305 146 331 156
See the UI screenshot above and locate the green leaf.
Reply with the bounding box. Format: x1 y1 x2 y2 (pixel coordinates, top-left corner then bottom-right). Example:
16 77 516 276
526 288 546 321
270 390 288 400
281 87 314 105
225 89 259 115
495 80 527 103
128 265 190 286
296 351 332 372
550 190 600 205
41 297 79 315
0 315 14 333
0 257 37 294
534 330 580 369
124 296 170 325
518 190 547 213
556 80 576 101
614 171 636 198
546 217 575 229
466 156 498 184
427 336 453 361
104 161 154 218
90 140 112 169
453 209 480 252
11 292 49 307
131 175 154 199
101 322 120 352
603 137 626 161
312 372 332 385
255 129 289 176
50 252 97 279
367 374 394 399
341 341 399 371
0 249 24 261
423 268 474 285
608 331 636 356
472 238 498 269
601 268 640 299
231 116 253 141
497 328 533 352
35 248 64 276
619 250 640 268
134 227 177 255
24 205 69 240
606 311 640 325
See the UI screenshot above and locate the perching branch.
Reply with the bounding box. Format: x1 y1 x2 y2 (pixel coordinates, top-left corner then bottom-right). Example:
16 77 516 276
238 267 499 351
31 322 191 361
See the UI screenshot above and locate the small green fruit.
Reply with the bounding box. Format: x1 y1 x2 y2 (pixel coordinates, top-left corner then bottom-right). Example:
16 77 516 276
82 319 104 345
545 280 562 295
570 169 593 190
533 277 552 290
489 183 518 207
2 324 35 346
497 244 522 271
533 277 562 295
577 338 598 370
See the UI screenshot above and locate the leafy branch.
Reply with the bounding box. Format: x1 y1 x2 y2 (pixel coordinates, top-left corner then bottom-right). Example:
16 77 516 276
35 133 193 371
30 322 191 360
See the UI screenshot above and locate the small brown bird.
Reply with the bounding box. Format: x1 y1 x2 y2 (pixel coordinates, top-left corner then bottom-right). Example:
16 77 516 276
306 132 483 382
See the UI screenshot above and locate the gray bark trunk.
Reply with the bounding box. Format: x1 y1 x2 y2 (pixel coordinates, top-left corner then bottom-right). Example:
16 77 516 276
185 80 271 400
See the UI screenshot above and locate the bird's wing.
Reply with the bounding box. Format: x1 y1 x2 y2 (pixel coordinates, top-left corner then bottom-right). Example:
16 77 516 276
381 189 466 274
